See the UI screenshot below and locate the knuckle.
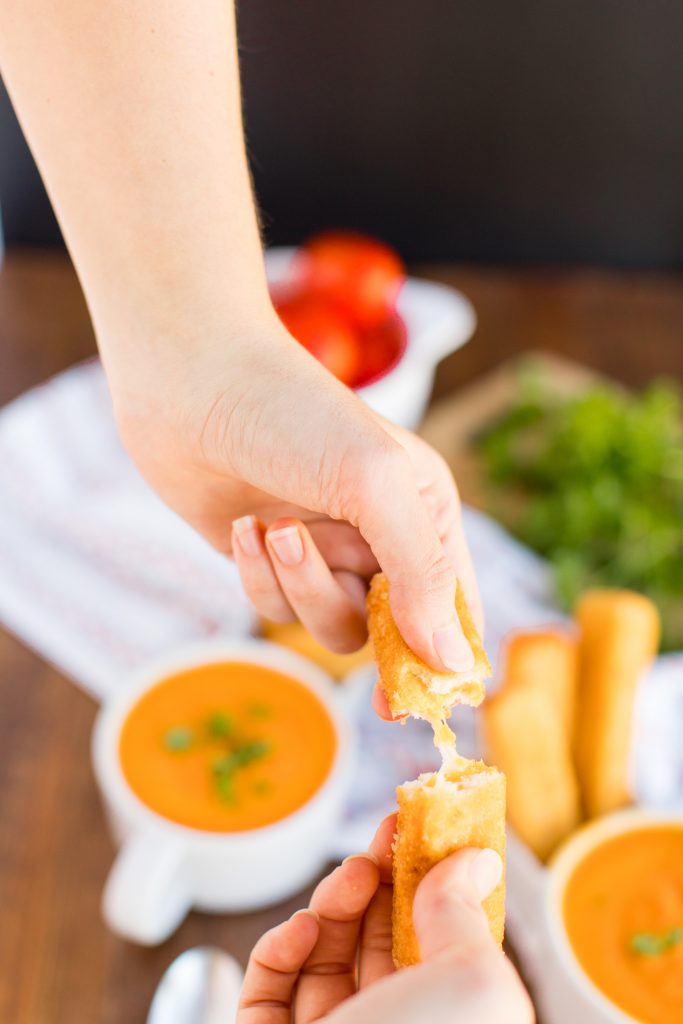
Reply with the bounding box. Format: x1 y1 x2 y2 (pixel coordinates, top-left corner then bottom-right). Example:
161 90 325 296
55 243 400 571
423 553 457 596
391 551 456 604
336 434 409 522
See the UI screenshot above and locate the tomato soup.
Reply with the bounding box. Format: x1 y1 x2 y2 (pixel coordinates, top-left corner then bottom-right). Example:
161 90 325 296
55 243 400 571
563 826 683 1024
119 662 337 832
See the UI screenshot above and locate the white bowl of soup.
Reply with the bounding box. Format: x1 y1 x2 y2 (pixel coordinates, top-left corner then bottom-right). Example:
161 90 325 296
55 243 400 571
508 809 683 1024
92 639 353 945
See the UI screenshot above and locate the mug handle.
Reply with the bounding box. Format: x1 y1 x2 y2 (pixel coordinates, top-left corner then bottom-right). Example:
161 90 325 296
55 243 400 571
102 832 192 945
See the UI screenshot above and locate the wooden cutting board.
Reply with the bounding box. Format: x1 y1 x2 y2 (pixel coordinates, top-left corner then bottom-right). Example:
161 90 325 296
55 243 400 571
420 350 607 508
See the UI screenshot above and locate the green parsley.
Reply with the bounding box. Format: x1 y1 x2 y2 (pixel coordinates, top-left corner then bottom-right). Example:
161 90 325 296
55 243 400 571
163 726 194 752
212 740 272 802
476 364 683 648
207 711 234 739
629 926 683 956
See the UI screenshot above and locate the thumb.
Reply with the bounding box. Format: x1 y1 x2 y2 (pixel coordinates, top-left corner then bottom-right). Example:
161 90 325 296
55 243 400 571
350 436 474 672
413 848 503 963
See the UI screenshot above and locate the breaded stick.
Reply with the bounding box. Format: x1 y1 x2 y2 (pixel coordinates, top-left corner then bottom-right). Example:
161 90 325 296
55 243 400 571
499 628 577 738
393 762 506 967
483 631 581 861
367 573 491 724
574 590 660 819
367 572 503 966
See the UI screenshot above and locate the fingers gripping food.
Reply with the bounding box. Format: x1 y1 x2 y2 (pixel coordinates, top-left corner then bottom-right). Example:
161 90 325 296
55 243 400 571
574 590 660 819
393 763 506 967
367 573 502 967
483 631 581 861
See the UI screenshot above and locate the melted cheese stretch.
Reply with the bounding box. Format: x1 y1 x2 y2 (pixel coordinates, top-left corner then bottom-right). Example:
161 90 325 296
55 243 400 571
429 714 470 774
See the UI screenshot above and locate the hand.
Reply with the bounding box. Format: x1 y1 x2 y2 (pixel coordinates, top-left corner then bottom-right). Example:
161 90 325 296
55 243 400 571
237 815 533 1024
114 319 481 718
0 0 479 713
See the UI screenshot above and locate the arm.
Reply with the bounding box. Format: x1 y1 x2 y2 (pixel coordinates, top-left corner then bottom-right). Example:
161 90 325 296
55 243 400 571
0 0 480 675
0 0 268 373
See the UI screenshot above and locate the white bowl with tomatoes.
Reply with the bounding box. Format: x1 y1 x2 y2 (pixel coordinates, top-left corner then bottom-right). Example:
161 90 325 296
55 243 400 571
266 233 476 430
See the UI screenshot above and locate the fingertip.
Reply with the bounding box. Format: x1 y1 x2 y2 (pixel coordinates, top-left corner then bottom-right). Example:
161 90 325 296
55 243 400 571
432 622 475 673
291 907 319 923
286 907 320 953
231 514 264 559
413 848 498 963
371 684 407 722
368 813 397 881
415 847 501 914
468 849 503 900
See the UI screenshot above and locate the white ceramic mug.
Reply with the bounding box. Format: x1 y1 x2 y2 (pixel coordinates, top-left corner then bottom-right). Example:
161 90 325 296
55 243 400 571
507 808 683 1024
92 639 354 946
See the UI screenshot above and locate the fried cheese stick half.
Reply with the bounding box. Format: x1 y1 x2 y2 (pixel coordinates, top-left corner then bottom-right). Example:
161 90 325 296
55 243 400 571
483 630 581 861
393 762 506 967
574 590 660 819
367 573 503 967
367 573 491 724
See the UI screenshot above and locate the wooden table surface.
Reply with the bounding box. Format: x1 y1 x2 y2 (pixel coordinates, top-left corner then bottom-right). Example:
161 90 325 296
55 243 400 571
1 249 682 1024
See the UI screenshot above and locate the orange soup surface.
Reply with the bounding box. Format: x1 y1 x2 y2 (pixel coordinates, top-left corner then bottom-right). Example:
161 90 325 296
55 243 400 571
119 662 337 832
563 826 683 1024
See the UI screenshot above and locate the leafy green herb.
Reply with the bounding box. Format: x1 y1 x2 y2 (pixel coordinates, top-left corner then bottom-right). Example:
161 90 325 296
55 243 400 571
248 702 272 719
475 366 683 648
163 726 194 752
212 740 272 802
629 926 683 956
207 711 234 739
214 770 236 804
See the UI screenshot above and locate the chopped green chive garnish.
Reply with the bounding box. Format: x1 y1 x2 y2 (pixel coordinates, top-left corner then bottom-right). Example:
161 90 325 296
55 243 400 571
248 702 272 719
163 726 194 752
212 739 272 802
207 711 234 739
214 771 236 804
629 927 683 956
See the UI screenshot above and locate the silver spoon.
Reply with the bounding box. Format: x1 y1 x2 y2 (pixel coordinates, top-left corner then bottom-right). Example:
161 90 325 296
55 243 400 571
147 946 244 1024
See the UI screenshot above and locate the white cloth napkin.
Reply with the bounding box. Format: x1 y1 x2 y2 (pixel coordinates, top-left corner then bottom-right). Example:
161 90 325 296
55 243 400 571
0 360 681 856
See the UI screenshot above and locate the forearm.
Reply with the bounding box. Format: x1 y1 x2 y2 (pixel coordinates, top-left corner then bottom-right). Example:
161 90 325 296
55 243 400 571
0 0 272 384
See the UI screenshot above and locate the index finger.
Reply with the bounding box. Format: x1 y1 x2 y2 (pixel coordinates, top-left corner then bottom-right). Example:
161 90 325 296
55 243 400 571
238 910 319 1024
367 812 396 884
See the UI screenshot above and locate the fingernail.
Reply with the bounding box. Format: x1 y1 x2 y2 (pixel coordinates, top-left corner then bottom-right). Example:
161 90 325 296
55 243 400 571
268 526 304 567
342 852 379 867
291 908 319 923
232 515 261 558
469 849 503 900
433 624 475 672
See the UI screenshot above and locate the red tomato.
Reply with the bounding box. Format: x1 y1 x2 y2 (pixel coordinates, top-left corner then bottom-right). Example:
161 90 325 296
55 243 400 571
276 293 361 385
295 232 405 329
354 313 407 389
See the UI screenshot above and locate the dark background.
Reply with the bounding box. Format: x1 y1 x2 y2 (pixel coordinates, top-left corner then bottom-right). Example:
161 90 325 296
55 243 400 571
1 0 682 266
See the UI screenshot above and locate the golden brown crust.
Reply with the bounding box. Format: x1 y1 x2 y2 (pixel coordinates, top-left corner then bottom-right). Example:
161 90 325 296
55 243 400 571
483 629 580 861
498 628 578 738
573 589 660 819
367 573 491 723
392 763 506 967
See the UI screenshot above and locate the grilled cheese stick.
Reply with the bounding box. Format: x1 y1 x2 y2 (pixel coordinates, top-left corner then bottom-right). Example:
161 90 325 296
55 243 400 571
367 573 503 967
483 630 581 861
574 590 660 819
367 573 490 727
393 763 506 967
499 629 577 739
